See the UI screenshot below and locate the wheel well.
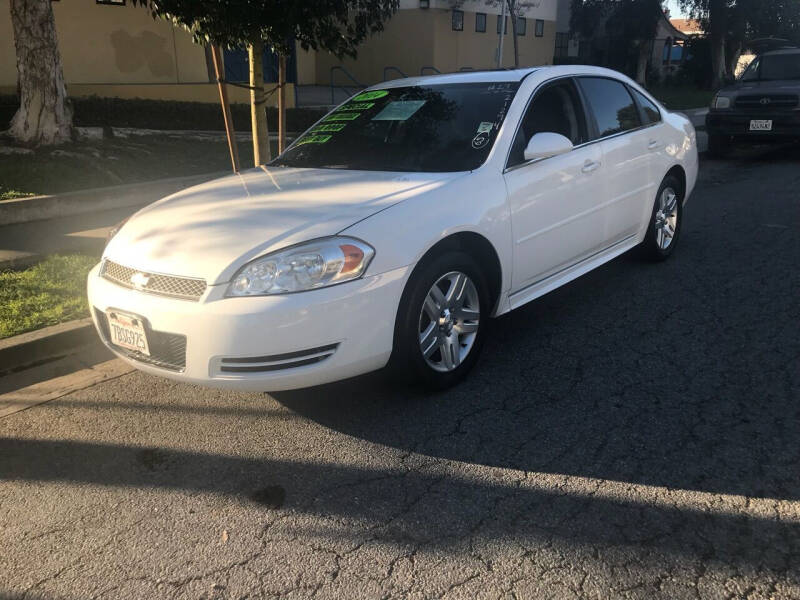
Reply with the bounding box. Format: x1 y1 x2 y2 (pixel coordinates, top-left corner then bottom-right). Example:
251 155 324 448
665 165 686 197
414 232 503 312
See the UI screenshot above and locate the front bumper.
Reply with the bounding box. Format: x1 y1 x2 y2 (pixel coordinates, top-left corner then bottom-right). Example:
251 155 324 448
87 263 409 391
706 110 800 139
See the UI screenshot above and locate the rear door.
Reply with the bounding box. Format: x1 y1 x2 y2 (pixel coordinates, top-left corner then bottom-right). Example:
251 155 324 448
576 77 655 244
503 77 606 291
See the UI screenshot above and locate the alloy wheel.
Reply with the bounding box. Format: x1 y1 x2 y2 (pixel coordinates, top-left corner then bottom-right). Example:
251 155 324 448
654 186 679 249
418 271 480 373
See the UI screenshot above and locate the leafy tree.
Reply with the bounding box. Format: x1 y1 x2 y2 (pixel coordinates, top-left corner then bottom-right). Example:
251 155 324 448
7 0 72 146
570 0 664 84
678 0 800 88
131 0 398 165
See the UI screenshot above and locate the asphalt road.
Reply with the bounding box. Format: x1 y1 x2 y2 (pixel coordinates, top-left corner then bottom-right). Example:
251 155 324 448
2 145 799 600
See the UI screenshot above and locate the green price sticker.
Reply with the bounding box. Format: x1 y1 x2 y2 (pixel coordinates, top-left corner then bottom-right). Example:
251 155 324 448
324 112 361 121
312 123 347 133
352 90 389 101
296 134 331 146
344 102 374 111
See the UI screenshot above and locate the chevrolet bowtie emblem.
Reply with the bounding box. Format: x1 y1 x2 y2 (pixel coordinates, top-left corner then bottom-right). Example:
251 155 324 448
130 272 150 290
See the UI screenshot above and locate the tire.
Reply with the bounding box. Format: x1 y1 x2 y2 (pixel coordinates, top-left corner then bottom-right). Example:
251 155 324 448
707 134 730 158
638 175 683 262
389 250 490 390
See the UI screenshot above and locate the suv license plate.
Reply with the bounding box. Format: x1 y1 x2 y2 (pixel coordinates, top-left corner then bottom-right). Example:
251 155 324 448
107 310 150 355
750 120 772 131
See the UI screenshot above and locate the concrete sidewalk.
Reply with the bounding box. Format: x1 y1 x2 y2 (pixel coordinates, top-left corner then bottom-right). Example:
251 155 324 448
0 172 223 269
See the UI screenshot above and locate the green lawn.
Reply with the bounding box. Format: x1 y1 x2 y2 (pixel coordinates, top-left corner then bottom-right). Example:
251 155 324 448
0 134 276 197
0 254 99 339
649 87 715 111
0 188 35 201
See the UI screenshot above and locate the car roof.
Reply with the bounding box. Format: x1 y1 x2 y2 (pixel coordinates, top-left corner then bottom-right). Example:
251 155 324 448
369 65 631 89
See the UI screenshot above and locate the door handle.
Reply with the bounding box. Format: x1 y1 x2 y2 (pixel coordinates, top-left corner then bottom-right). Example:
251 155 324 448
582 160 601 174
648 140 661 150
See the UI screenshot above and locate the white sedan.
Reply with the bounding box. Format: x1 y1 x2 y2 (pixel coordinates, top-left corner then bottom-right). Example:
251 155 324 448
88 66 698 391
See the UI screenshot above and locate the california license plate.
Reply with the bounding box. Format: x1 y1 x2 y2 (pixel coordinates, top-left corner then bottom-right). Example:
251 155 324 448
106 310 150 355
749 119 772 131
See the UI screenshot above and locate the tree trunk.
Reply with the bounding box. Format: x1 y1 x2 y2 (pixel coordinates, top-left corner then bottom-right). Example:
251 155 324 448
708 0 728 89
635 41 649 85
278 54 286 154
509 1 520 67
8 0 72 146
248 41 270 166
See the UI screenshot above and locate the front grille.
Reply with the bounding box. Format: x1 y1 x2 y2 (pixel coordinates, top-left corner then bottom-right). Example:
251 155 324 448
101 260 207 301
735 94 799 109
95 309 187 372
218 344 339 373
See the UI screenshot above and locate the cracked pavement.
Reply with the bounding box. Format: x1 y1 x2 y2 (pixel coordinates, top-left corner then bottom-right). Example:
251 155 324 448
1 145 799 599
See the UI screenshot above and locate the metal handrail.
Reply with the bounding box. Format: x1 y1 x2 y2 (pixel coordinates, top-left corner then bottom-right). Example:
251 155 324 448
383 66 408 81
420 66 441 76
330 66 365 105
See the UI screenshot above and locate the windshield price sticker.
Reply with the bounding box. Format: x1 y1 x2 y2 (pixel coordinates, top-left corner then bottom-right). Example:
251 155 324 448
345 102 375 111
296 134 331 146
312 123 347 133
477 121 493 134
372 100 426 121
352 90 389 101
325 112 361 121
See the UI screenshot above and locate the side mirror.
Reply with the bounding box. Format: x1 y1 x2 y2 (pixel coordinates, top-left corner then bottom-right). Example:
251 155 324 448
523 132 574 162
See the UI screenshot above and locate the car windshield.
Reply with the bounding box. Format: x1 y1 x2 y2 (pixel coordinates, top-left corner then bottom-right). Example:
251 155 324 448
741 53 800 81
271 82 520 172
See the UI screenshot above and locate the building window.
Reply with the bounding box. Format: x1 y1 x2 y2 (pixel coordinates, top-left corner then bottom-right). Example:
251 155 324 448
475 12 487 33
555 32 569 57
419 0 429 7
96 0 125 4
452 9 464 31
516 17 526 35
535 19 544 37
497 15 507 34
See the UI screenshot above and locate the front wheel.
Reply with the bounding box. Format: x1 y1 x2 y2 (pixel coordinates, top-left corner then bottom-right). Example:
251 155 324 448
638 175 683 261
389 251 490 390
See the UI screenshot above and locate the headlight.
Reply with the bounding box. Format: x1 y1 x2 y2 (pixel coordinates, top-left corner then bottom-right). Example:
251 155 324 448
712 94 731 109
226 237 375 296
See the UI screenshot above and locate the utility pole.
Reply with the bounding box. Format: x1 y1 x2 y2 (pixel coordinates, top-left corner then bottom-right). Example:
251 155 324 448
496 0 507 68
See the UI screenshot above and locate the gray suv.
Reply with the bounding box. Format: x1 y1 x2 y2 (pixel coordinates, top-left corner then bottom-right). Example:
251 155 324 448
706 48 800 156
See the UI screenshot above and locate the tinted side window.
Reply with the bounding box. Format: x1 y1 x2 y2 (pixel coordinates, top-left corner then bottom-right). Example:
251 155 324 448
579 77 641 138
632 89 661 124
507 79 587 167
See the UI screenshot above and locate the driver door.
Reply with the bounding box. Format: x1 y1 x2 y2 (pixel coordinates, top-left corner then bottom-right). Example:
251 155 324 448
504 77 606 293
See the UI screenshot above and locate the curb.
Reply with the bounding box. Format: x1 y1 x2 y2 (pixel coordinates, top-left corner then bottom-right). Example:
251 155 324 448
0 318 100 375
0 171 226 226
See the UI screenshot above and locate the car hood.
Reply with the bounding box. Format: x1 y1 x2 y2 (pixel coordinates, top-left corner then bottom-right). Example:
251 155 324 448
104 166 458 285
723 79 800 94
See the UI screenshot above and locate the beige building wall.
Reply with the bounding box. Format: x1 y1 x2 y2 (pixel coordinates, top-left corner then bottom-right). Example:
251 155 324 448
0 0 292 107
304 7 556 87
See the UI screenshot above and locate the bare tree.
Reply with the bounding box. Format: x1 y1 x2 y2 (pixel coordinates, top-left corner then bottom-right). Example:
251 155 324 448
8 0 72 146
488 0 542 67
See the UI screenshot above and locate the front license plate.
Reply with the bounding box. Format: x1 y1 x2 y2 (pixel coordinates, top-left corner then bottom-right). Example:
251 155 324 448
106 310 150 356
749 119 772 131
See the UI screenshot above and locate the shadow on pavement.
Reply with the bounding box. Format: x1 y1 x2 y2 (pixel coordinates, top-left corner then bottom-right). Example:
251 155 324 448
0 435 797 570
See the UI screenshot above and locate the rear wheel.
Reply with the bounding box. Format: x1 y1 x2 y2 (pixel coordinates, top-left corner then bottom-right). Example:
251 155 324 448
638 175 683 261
390 251 489 390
